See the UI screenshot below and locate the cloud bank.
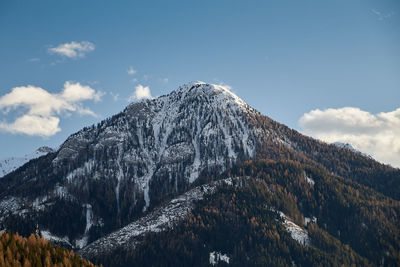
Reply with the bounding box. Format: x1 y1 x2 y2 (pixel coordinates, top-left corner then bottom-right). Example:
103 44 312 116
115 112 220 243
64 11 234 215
0 82 102 137
299 107 400 168
128 84 152 101
48 41 95 58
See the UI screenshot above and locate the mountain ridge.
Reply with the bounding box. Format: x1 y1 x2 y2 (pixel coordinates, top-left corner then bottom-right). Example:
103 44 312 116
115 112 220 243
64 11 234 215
0 146 54 178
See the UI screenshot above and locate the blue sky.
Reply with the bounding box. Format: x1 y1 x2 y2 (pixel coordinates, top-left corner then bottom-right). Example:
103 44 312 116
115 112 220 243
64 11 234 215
0 0 399 166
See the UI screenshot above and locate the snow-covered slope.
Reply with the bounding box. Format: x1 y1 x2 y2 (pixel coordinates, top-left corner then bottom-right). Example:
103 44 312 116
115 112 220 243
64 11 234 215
79 178 234 259
0 146 54 177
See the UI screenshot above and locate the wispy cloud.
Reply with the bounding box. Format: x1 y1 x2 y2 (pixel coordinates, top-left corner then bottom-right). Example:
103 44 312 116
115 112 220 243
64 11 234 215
110 92 120 102
28 58 40 62
212 78 233 91
127 66 136 75
48 41 95 58
128 84 152 102
371 9 394 20
299 107 400 168
0 82 102 137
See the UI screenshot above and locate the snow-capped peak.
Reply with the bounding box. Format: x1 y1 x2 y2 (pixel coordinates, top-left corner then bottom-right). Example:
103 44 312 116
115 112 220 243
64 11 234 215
332 142 371 158
52 81 259 214
0 146 54 178
174 81 248 111
333 142 356 151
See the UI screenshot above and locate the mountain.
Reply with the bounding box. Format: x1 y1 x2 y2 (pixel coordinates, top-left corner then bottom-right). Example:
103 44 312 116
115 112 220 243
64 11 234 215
0 146 54 178
0 82 399 266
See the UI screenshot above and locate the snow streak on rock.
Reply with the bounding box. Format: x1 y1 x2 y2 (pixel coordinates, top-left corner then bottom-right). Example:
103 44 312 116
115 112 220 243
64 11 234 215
41 230 72 247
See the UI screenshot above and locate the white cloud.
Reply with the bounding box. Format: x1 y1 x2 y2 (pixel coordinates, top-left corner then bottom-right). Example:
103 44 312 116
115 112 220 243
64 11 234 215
0 115 61 137
0 82 102 137
212 78 233 92
162 78 169 83
61 81 102 102
127 66 136 75
128 84 152 102
299 107 400 168
48 41 95 58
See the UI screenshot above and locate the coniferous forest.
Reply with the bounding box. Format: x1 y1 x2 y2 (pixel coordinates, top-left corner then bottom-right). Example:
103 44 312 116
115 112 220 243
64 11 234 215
90 160 400 267
0 231 99 267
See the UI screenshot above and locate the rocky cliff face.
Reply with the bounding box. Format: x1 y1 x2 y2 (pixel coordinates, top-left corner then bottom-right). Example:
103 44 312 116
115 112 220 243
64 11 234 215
54 82 260 212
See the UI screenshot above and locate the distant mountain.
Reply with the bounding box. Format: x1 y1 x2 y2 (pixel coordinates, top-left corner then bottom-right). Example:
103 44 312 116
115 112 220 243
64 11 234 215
333 141 357 151
0 146 54 178
0 82 399 266
332 141 373 158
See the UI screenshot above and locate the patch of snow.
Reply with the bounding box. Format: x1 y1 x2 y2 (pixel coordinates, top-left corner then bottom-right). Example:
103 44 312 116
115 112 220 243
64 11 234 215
142 168 154 212
75 204 94 249
279 212 310 246
116 144 124 213
189 114 202 183
215 111 236 160
41 230 72 247
75 236 89 249
84 204 93 232
304 172 315 186
210 251 230 265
